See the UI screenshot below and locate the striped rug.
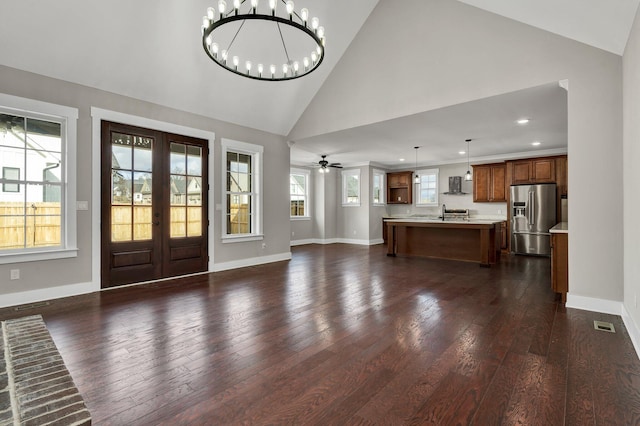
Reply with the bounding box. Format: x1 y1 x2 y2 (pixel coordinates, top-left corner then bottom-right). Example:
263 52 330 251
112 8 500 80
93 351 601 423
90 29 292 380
1 315 91 425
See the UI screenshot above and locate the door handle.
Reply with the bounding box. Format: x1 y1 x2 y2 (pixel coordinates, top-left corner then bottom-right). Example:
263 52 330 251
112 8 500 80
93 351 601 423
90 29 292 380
153 221 160 226
529 192 535 226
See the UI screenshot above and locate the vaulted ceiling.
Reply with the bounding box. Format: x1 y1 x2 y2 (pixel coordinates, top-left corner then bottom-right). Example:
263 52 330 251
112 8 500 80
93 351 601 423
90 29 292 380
0 0 637 167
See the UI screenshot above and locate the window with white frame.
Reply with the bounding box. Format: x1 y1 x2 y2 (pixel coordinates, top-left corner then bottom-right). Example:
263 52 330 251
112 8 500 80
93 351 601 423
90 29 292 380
416 169 439 206
290 168 310 218
0 93 78 263
222 139 263 241
372 169 385 205
342 169 360 206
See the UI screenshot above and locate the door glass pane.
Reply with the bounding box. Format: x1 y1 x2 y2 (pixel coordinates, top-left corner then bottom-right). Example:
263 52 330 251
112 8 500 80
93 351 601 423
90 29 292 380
170 143 186 174
133 206 152 240
112 133 132 170
187 146 202 176
170 175 186 206
187 207 201 237
170 206 186 238
112 170 132 205
111 206 132 242
133 172 152 205
133 138 153 172
188 177 202 205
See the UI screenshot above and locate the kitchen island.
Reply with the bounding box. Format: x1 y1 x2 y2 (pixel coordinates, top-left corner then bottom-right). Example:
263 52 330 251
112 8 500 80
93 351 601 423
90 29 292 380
386 218 503 266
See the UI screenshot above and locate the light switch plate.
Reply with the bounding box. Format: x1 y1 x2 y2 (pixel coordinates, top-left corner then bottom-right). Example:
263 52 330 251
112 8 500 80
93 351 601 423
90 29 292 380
76 201 89 211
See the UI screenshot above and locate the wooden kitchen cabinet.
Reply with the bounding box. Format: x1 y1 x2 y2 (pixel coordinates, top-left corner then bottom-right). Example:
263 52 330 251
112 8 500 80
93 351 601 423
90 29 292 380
472 163 506 202
511 158 556 184
387 171 413 204
550 232 568 303
500 221 507 250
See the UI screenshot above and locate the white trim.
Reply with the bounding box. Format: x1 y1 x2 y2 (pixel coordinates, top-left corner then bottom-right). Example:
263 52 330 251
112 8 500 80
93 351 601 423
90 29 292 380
415 168 439 207
290 167 311 219
622 304 640 362
221 138 263 239
341 169 361 206
0 281 94 309
290 217 311 221
0 93 78 264
301 238 384 246
565 293 622 315
222 234 264 243
212 252 291 272
290 238 314 246
90 107 216 290
372 169 386 206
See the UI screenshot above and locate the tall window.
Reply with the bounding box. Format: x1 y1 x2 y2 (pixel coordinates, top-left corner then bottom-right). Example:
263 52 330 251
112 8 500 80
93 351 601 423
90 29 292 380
342 169 360 206
222 139 263 241
0 94 78 263
290 168 309 218
416 169 439 206
372 169 385 205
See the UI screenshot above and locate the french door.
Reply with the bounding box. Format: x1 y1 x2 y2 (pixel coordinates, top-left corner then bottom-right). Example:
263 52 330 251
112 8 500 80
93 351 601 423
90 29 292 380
101 121 208 288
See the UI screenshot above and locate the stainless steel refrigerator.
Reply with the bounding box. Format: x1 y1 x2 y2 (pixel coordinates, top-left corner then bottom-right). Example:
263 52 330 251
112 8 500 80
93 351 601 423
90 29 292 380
510 183 557 256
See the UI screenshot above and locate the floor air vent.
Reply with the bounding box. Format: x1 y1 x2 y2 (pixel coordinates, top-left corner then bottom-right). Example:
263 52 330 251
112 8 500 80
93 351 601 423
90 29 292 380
594 320 615 333
13 301 50 311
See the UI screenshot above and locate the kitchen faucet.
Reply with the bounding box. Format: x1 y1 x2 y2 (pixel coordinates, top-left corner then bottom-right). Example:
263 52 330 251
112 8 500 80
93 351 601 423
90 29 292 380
442 204 446 221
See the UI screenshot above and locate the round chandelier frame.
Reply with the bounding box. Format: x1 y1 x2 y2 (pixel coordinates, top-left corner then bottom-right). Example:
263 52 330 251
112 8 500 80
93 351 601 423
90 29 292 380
201 0 326 81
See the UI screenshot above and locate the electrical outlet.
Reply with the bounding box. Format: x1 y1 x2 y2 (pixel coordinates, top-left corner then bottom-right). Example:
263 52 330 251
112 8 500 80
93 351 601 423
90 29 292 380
10 269 20 280
291 231 295 237
261 243 267 249
497 209 502 215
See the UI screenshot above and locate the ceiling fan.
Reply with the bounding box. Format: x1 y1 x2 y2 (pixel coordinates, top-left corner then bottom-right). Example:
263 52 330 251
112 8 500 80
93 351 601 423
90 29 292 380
316 155 342 173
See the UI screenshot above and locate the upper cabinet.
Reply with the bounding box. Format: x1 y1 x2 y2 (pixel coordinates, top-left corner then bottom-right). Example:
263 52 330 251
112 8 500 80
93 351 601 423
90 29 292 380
387 171 413 204
473 163 506 202
511 158 556 184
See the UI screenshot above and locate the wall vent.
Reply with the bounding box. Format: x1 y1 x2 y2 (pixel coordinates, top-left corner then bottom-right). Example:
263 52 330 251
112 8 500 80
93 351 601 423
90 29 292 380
593 320 615 333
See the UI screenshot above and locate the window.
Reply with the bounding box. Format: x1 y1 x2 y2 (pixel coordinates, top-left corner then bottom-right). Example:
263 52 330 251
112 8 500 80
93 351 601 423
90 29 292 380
416 169 439 206
0 94 78 263
342 169 360 206
290 168 310 218
372 169 385 205
222 139 263 242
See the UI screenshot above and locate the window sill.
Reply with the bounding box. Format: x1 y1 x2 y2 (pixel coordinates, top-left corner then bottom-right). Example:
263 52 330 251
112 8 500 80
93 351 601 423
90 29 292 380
0 247 79 265
342 203 361 207
373 203 386 207
222 234 264 244
290 216 311 221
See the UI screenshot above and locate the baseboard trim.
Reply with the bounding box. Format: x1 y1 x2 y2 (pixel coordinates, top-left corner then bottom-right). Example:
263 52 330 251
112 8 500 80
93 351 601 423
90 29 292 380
212 252 292 272
0 281 98 309
565 293 623 315
302 238 384 246
621 304 640 362
290 239 314 246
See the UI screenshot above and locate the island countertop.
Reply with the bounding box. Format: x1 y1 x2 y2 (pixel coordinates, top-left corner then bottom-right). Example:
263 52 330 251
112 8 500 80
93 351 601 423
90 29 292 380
384 218 504 226
549 222 568 234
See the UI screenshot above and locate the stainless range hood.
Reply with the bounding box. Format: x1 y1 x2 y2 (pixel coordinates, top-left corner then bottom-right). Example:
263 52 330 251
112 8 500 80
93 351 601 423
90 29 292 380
443 176 468 195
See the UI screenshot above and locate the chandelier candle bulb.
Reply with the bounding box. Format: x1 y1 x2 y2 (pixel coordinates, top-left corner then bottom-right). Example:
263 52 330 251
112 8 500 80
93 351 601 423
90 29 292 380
251 0 258 12
270 64 276 78
257 63 263 77
232 56 239 70
303 57 309 70
269 0 276 14
233 0 240 13
286 1 295 18
293 61 299 74
245 61 252 74
301 8 309 24
218 0 226 15
282 63 289 76
311 17 319 30
211 42 219 56
207 7 215 20
203 16 210 27
317 26 325 38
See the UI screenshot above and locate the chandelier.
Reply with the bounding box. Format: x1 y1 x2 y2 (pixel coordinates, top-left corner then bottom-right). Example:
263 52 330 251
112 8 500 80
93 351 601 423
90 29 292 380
201 0 326 81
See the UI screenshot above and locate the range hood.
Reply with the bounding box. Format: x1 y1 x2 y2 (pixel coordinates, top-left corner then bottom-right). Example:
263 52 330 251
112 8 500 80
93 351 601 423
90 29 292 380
443 176 468 195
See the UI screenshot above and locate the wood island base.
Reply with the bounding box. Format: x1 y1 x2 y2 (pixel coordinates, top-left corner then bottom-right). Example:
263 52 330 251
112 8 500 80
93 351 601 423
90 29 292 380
386 220 501 266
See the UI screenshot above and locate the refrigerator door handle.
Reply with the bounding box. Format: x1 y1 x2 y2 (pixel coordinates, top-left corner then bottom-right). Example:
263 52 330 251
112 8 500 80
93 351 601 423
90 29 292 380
529 191 535 226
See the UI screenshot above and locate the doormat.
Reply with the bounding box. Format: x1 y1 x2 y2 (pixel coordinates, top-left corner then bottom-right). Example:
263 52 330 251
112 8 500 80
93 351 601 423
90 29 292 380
1 315 91 425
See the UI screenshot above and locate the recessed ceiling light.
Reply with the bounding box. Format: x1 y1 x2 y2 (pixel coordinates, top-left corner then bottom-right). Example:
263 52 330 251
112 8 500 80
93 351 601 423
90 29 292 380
517 118 530 125
399 158 405 162
532 141 541 146
459 151 466 155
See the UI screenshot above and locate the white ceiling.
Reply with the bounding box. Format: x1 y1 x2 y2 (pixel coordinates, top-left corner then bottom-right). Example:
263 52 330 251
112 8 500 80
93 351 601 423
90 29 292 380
291 82 568 170
0 0 637 168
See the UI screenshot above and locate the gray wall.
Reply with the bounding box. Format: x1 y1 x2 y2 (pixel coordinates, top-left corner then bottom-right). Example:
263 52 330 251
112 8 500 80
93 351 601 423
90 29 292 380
290 0 624 303
624 9 640 333
0 65 291 300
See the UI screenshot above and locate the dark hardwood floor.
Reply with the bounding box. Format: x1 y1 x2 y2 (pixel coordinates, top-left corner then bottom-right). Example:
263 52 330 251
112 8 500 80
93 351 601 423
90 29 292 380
2 244 639 425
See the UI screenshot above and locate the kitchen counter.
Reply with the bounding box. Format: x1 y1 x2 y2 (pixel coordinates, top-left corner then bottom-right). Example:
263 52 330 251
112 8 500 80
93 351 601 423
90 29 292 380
386 219 502 266
549 222 568 234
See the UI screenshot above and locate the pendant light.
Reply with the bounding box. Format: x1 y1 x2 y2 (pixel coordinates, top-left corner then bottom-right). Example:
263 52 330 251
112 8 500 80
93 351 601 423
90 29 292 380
464 139 472 181
414 146 420 184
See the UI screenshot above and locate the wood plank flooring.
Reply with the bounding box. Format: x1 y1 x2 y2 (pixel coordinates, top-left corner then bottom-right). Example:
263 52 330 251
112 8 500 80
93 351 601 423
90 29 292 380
1 244 639 425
